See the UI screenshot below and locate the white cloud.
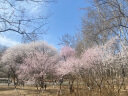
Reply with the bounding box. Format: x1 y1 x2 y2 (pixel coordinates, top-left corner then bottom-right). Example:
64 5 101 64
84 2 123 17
0 36 20 47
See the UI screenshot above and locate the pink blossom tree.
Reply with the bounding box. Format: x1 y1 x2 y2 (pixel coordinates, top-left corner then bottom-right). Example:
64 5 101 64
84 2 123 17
58 46 76 78
1 41 58 89
60 46 75 61
17 51 59 92
80 46 104 92
79 37 127 95
57 46 81 94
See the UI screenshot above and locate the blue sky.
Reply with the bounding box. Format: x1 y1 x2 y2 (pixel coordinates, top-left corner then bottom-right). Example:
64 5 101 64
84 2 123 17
0 0 90 49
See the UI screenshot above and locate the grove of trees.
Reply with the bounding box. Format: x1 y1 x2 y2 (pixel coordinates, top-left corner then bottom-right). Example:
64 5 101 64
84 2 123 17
0 0 128 96
0 37 127 96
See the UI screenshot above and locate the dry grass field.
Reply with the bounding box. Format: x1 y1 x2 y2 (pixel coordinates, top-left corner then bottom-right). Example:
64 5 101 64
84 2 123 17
0 84 78 96
1 83 128 96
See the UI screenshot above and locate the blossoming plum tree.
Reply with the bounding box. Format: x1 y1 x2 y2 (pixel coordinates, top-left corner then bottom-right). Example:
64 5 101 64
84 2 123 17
1 41 58 89
57 46 81 94
17 51 59 92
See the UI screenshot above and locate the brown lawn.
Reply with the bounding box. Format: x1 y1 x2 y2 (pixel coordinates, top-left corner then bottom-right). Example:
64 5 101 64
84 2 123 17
0 85 75 96
1 84 128 96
